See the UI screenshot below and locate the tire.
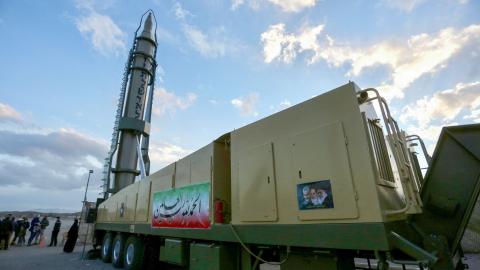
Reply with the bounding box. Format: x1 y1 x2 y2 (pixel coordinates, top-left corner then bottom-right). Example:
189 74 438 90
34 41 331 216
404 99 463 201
123 236 145 270
101 232 113 263
112 234 127 268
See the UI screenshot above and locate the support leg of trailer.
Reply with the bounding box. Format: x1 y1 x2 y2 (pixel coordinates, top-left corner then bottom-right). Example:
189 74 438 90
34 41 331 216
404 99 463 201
252 249 264 270
241 247 253 270
375 251 389 270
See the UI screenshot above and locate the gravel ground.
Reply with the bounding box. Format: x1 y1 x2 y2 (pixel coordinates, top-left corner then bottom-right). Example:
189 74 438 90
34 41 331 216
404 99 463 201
0 244 114 270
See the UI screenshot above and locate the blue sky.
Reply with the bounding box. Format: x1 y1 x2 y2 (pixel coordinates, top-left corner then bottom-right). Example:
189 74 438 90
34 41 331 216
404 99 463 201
0 0 479 211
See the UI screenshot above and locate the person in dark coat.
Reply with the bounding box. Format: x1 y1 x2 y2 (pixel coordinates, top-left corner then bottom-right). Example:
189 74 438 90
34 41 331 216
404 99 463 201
11 217 21 245
0 217 3 249
17 217 29 246
63 218 79 253
0 215 13 250
27 216 40 246
49 217 61 247
34 215 49 244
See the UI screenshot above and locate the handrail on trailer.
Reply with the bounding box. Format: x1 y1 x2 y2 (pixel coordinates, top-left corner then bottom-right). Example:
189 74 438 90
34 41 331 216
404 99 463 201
406 135 432 166
357 88 421 215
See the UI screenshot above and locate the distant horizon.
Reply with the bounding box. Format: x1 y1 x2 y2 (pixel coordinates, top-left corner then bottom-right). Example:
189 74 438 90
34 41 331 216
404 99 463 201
0 208 81 214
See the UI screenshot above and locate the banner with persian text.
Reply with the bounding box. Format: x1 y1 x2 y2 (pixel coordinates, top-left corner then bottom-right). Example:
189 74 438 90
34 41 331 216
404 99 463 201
151 182 210 229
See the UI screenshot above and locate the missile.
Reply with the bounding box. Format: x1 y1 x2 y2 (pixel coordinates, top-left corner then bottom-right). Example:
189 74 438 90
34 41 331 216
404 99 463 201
113 13 157 192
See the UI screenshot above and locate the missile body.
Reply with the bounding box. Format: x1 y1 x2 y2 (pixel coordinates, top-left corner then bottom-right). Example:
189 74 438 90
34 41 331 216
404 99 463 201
113 13 157 192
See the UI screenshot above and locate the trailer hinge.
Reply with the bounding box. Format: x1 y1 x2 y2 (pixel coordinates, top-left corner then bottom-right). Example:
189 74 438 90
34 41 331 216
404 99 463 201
345 135 349 146
354 190 359 201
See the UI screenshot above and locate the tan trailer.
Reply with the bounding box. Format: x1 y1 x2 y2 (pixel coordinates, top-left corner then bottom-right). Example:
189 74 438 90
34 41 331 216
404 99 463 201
94 81 480 270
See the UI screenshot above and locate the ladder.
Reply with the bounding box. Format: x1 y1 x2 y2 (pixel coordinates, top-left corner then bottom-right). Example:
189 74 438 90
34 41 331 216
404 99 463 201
100 41 137 197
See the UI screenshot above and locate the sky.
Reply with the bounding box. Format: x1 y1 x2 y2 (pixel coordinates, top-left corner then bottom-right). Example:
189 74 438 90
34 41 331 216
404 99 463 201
0 0 479 212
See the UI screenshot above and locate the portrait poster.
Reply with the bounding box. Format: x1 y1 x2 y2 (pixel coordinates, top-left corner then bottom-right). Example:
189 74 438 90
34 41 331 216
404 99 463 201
297 180 334 210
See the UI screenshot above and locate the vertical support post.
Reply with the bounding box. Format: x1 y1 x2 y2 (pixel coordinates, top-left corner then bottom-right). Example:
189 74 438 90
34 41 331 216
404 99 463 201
80 170 93 223
81 223 90 260
241 248 252 270
79 169 93 259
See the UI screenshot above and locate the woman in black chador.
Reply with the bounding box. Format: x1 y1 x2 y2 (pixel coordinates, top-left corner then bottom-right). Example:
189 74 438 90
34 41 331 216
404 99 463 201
63 218 79 253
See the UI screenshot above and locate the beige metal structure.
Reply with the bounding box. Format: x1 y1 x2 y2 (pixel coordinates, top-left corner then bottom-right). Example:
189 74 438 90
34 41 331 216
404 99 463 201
98 82 421 227
95 81 480 270
98 134 231 227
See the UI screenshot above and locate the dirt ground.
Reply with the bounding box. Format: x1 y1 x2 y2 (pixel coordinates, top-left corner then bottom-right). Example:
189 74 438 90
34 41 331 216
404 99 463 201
0 244 114 270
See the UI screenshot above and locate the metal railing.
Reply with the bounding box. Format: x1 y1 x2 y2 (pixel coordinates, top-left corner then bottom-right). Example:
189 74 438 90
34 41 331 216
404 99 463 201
358 88 421 215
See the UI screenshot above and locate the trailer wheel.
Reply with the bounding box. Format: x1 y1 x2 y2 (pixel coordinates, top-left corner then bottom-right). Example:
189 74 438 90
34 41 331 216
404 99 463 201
101 232 113 263
112 234 127 268
123 236 145 270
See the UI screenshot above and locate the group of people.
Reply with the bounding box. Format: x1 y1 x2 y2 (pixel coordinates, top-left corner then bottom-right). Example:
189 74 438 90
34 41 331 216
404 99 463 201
0 214 79 253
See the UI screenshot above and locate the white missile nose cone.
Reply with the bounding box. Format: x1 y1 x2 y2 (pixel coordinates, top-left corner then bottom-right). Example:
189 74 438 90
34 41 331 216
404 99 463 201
144 13 153 32
140 13 154 39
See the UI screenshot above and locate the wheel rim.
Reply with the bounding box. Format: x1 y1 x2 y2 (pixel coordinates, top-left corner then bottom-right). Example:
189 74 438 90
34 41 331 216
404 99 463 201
126 243 134 266
113 240 121 262
103 238 110 256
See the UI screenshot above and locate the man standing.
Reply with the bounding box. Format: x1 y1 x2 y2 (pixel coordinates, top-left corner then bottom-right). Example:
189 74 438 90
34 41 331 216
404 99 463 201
35 215 49 245
49 217 61 247
0 215 13 250
27 215 40 246
0 217 3 250
11 217 20 245
17 217 29 246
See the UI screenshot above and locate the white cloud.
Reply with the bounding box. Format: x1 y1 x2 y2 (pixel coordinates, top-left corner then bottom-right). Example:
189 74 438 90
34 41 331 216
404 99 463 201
0 154 35 167
231 93 259 116
75 12 126 56
149 141 191 171
156 64 166 84
383 0 468 11
464 109 480 123
400 81 479 148
261 23 325 63
183 24 227 58
0 181 106 211
269 99 292 112
403 123 446 154
153 87 197 117
74 0 116 12
279 99 292 108
231 0 245 10
171 3 237 58
74 1 126 56
75 0 96 11
0 98 105 211
261 23 480 100
0 102 23 123
267 0 317 12
382 0 427 12
156 26 175 44
172 2 193 20
401 81 480 127
232 0 316 12
0 127 107 190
